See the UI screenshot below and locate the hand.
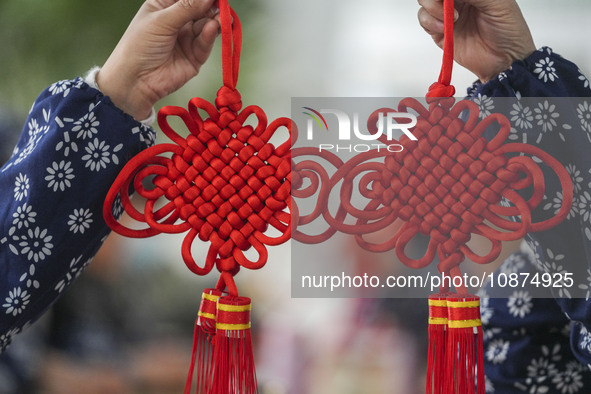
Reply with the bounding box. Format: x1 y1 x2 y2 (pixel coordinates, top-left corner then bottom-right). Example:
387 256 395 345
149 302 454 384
97 0 220 120
418 0 536 83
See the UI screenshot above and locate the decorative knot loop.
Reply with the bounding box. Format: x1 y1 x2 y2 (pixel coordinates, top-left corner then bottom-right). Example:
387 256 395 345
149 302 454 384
217 257 240 276
216 86 242 112
426 82 456 98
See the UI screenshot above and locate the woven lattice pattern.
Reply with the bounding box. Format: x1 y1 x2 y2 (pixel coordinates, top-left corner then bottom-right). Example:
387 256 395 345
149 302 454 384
382 99 517 258
104 87 291 288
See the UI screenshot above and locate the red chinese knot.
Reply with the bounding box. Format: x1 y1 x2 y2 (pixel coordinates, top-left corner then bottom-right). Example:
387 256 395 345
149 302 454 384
291 97 573 286
103 2 291 296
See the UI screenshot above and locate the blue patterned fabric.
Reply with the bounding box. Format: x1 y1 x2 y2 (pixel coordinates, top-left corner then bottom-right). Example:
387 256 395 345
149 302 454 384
469 47 591 393
0 78 155 351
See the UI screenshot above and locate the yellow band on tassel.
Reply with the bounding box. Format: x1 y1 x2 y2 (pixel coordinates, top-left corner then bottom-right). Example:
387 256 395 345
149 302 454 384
216 322 252 330
428 317 448 325
428 299 448 307
217 303 252 312
448 319 482 328
202 292 221 302
198 311 216 320
447 300 480 308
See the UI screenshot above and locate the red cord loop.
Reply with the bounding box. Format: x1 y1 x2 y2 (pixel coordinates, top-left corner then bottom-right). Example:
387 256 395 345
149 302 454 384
427 82 456 98
426 0 456 97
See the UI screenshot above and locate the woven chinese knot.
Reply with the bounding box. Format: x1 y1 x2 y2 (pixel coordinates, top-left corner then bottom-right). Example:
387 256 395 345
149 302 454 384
294 96 572 281
103 1 291 393
289 0 573 392
103 5 291 298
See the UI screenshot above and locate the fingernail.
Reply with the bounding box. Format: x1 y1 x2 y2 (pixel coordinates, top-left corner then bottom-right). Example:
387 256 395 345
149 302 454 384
454 9 459 21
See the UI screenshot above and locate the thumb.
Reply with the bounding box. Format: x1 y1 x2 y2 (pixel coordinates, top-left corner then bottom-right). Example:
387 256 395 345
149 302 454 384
160 0 217 30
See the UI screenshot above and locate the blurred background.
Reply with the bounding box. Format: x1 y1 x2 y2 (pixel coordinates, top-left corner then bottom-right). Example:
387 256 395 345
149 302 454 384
0 0 590 393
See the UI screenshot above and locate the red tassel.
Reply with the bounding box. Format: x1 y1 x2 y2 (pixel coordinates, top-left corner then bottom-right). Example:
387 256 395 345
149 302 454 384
427 293 449 394
185 288 222 394
444 295 485 394
210 296 258 394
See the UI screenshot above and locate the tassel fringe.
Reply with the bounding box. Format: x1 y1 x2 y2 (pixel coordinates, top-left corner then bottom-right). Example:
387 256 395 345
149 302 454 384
185 288 222 394
185 292 257 394
427 293 485 394
211 296 258 394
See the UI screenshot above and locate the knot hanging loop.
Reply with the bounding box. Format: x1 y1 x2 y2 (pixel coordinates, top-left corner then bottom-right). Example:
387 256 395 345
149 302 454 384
219 0 242 89
426 0 456 97
216 86 242 112
427 82 456 98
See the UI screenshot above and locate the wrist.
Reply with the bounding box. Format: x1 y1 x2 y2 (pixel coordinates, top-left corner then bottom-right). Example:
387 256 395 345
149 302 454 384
95 64 157 122
479 48 536 84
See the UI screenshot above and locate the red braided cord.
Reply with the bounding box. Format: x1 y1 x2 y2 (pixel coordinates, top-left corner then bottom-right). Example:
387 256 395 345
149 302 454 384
103 0 292 296
426 0 456 97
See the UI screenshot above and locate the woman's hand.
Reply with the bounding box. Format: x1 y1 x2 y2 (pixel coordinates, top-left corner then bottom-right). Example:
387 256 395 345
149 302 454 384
418 0 536 83
97 0 220 120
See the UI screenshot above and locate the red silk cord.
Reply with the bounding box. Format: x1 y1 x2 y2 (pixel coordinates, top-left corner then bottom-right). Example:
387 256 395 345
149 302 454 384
426 0 456 98
103 0 292 296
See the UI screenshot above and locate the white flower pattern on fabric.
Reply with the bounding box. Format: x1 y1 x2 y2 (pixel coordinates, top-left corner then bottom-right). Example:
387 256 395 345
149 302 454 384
18 264 39 290
545 191 578 220
576 101 591 135
533 100 559 140
507 290 533 318
73 104 100 140
2 288 30 316
474 93 494 119
578 191 591 223
17 227 53 263
67 208 93 234
48 80 74 97
81 138 123 172
478 290 494 325
10 111 51 167
566 164 584 194
54 255 88 294
0 76 156 356
527 357 558 384
111 194 124 220
534 57 558 83
45 160 75 191
553 362 584 394
486 339 510 364
54 130 79 157
12 203 36 230
578 70 590 90
13 173 29 201
510 102 534 130
473 47 591 391
500 254 527 275
541 249 572 298
0 328 20 352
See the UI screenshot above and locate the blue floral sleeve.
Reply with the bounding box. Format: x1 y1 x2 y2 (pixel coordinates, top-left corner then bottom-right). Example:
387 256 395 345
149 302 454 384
469 47 591 393
0 78 155 351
